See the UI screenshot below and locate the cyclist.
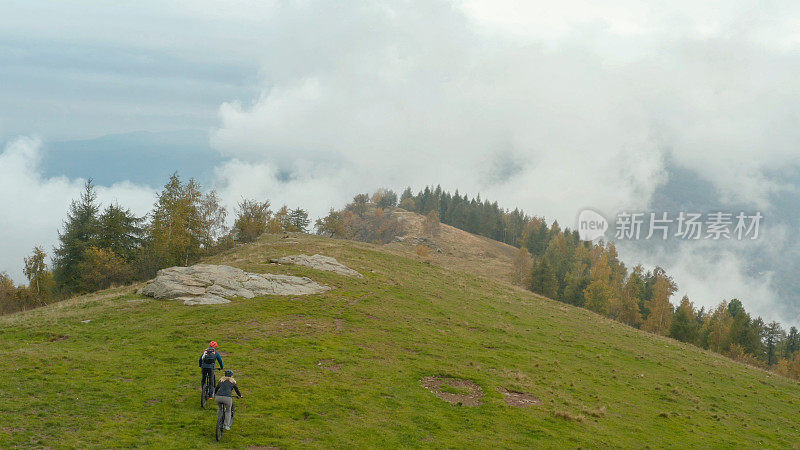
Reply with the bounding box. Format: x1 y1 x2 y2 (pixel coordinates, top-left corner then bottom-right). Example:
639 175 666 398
199 341 224 399
215 369 243 431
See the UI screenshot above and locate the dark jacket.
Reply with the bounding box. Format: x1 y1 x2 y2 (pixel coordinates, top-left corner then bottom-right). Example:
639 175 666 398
215 376 242 398
199 347 224 369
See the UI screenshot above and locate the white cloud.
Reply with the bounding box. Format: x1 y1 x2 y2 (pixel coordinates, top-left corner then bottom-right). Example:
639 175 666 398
619 239 783 323
0 138 155 283
210 0 800 220
206 0 800 325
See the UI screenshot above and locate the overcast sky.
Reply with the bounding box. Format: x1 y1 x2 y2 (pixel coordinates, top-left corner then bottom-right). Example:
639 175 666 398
1 0 798 324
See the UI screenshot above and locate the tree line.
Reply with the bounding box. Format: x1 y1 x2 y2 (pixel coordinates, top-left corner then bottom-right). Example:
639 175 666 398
393 185 800 380
4 179 799 382
0 173 308 314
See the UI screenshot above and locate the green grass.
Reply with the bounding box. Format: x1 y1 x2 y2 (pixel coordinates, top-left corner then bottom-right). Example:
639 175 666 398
2 234 799 448
438 385 472 396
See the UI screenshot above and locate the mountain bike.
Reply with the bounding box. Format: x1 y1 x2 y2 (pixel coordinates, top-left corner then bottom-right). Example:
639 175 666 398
215 396 239 442
200 369 216 409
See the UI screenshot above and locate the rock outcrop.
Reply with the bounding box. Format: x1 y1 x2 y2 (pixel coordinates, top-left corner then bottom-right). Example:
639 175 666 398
270 254 362 277
139 264 330 305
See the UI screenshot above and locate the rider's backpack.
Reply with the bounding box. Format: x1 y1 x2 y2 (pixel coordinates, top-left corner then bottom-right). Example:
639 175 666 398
202 348 217 365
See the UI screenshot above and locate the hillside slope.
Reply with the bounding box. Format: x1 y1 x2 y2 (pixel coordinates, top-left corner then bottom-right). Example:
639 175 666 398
386 209 519 284
2 233 799 448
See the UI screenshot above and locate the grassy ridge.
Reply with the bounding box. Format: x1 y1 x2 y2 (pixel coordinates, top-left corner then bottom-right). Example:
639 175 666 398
2 234 799 448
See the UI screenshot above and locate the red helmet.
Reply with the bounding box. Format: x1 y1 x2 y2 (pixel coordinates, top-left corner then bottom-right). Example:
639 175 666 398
209 341 218 348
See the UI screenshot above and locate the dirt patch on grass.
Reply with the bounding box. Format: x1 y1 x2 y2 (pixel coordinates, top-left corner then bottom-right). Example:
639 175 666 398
316 359 342 371
497 387 541 407
421 376 483 406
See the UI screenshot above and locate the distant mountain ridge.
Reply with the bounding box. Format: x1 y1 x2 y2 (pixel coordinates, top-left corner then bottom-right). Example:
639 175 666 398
41 129 223 187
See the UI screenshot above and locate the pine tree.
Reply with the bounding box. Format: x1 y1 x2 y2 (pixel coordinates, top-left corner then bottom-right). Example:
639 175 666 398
764 321 785 366
53 179 100 293
529 258 558 299
669 296 700 343
785 326 800 358
288 208 310 233
97 204 144 262
562 245 591 307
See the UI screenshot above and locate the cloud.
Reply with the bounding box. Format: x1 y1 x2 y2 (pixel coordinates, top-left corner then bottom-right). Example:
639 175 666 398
206 0 800 324
0 137 155 283
619 235 791 325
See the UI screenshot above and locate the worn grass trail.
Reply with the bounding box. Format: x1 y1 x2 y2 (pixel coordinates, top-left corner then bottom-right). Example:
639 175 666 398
2 234 799 448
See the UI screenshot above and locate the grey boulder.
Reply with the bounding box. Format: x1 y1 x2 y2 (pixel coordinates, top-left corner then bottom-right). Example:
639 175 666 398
270 254 362 277
139 264 329 305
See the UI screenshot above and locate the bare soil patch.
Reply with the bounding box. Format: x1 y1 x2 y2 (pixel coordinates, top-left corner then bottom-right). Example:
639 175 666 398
497 387 541 407
421 376 484 406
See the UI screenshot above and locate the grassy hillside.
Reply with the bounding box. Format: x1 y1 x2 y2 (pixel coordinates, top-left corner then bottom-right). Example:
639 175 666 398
2 233 799 448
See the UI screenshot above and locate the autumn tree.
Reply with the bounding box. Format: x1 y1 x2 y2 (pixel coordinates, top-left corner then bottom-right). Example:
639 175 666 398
0 272 19 314
583 252 614 315
148 173 203 267
512 247 533 287
315 209 346 238
23 246 48 298
79 247 133 290
233 199 271 242
610 265 645 327
269 205 291 233
701 301 733 352
350 194 370 217
372 188 398 209
423 210 441 238
642 267 676 335
196 190 228 248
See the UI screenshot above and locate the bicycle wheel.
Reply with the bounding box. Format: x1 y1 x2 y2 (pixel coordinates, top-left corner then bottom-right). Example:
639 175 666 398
216 405 224 441
230 403 236 426
201 379 208 409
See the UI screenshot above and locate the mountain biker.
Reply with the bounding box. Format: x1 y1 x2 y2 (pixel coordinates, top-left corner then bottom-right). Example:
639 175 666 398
199 341 224 399
215 369 242 431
